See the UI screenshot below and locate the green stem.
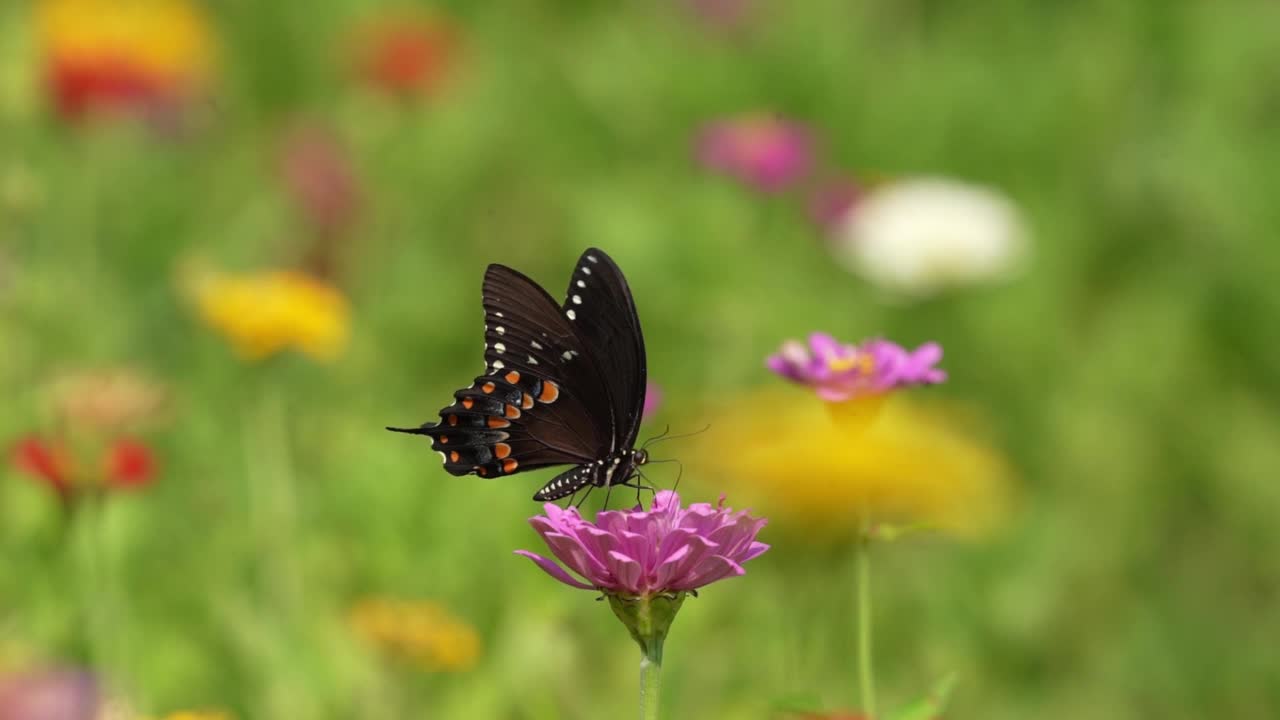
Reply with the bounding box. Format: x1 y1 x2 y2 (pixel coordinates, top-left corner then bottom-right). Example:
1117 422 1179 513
639 636 664 720
856 534 876 716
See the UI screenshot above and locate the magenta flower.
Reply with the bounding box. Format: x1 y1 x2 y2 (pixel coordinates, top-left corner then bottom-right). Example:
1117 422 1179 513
767 333 946 402
642 381 663 420
0 669 100 720
695 115 814 193
516 490 768 597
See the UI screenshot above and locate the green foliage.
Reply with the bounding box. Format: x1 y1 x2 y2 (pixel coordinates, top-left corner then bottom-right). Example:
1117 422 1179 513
3 0 1280 718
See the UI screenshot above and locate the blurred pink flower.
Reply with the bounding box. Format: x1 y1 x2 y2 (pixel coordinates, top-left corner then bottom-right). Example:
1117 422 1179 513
0 669 99 720
516 490 769 597
279 125 361 238
767 333 945 402
642 382 662 420
695 115 814 193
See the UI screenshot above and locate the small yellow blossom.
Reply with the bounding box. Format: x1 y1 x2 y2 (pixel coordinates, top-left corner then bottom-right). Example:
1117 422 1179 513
348 597 480 672
38 0 215 83
694 391 1013 541
191 269 350 362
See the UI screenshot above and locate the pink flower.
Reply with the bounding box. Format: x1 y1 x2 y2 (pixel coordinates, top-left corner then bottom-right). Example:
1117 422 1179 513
695 115 814 193
279 125 361 237
0 669 99 720
516 490 769 597
767 333 946 402
642 381 662 420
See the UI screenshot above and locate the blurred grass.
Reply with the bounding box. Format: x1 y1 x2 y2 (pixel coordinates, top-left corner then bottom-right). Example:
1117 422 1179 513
3 0 1280 717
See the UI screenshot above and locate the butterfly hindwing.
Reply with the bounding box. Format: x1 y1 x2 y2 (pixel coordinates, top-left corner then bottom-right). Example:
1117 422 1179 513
390 248 649 497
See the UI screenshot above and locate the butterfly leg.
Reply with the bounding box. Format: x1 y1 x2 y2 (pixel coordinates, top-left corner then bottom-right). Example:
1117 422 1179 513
572 484 596 509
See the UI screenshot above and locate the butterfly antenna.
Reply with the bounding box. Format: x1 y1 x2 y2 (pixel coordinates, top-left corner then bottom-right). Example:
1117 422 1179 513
642 425 672 450
643 424 711 449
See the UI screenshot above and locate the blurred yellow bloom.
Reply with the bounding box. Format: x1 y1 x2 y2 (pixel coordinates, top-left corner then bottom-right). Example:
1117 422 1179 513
693 391 1013 541
37 0 216 119
191 269 350 362
348 597 480 672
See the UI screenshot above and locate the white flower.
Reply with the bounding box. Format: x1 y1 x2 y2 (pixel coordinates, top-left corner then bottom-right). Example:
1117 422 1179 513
831 177 1027 298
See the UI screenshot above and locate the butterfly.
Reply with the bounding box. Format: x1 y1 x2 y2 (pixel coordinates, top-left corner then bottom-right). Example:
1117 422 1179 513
388 248 651 502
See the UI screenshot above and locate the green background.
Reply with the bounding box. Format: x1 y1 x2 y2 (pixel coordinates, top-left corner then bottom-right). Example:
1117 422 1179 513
2 1 1279 717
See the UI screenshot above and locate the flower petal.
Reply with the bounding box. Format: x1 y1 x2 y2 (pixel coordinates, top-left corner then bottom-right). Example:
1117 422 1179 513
514 550 595 589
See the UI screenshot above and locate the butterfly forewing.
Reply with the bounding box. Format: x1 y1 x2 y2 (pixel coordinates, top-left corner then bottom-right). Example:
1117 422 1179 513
560 248 648 451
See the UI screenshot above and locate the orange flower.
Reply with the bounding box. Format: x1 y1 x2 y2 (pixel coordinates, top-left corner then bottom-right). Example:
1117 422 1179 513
36 0 216 120
351 11 459 98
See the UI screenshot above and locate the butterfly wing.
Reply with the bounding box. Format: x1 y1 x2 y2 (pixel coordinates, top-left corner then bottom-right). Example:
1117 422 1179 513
389 263 614 477
560 248 648 451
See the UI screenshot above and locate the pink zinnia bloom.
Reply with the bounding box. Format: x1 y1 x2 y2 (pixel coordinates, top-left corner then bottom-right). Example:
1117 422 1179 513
695 115 814 193
0 669 99 720
517 490 769 597
642 381 662 420
767 333 946 402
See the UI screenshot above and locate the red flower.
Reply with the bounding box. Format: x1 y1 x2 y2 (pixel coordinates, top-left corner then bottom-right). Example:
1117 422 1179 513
8 434 157 504
10 436 74 502
353 13 459 98
104 438 157 489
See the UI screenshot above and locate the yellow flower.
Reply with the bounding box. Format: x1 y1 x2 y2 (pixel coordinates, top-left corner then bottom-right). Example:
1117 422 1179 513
348 597 480 672
149 712 233 720
37 0 216 118
191 269 350 362
693 391 1013 541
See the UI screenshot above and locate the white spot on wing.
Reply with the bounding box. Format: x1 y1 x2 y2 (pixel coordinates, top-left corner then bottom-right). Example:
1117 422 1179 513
562 351 573 361
528 356 538 365
496 326 506 335
586 254 599 263
566 309 576 320
495 342 506 354
582 267 592 275
531 341 543 350
576 280 586 288
572 294 582 305
492 360 505 369
495 311 504 318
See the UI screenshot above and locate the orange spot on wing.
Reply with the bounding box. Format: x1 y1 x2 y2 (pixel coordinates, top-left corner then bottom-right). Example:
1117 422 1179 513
494 443 511 459
449 451 460 463
447 415 458 426
502 458 518 473
505 371 521 385
439 435 449 444
476 466 487 477
504 404 521 419
482 382 496 394
521 393 534 409
462 398 474 410
538 381 559 403
487 417 510 429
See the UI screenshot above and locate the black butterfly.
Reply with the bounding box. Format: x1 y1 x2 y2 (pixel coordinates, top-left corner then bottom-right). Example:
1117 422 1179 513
389 248 650 501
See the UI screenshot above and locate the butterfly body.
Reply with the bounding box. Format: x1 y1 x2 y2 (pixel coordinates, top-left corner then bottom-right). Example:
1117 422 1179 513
389 248 649 501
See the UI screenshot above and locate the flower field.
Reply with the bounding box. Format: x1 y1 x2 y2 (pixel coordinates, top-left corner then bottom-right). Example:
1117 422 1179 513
2 1 1279 718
